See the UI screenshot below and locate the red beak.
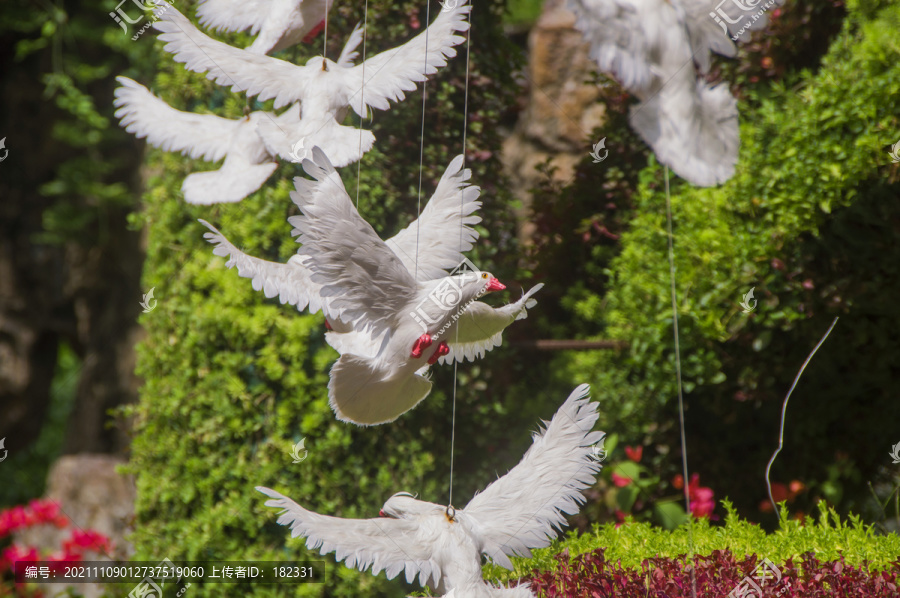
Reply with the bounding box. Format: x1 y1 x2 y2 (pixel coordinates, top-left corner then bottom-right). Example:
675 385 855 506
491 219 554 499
485 277 506 292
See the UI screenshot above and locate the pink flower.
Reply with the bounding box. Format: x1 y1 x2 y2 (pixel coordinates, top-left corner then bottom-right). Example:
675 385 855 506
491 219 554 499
27 499 62 525
63 529 111 555
687 474 716 519
0 506 33 537
611 473 632 487
0 545 40 573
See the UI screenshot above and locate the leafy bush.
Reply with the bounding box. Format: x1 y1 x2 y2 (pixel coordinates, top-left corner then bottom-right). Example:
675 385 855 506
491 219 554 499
485 502 900 596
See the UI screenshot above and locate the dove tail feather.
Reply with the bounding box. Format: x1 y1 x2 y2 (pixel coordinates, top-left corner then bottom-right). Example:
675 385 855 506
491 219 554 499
329 355 432 426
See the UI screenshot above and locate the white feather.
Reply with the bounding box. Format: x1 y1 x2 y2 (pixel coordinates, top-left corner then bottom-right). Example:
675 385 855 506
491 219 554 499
153 1 469 167
113 76 278 204
258 386 604 596
196 0 333 55
568 0 751 186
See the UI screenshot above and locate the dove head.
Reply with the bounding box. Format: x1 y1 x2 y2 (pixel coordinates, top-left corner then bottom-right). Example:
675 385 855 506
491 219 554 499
378 492 428 519
305 56 333 72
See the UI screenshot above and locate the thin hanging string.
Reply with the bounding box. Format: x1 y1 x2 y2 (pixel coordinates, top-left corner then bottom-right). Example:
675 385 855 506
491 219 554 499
322 1 329 60
765 317 838 519
355 0 369 209
664 165 697 598
449 13 473 511
413 1 432 282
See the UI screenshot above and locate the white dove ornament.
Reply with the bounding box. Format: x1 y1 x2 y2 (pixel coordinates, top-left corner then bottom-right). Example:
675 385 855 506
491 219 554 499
258 384 605 597
154 1 470 167
196 0 333 55
568 0 754 186
113 76 289 204
288 148 543 425
201 149 542 425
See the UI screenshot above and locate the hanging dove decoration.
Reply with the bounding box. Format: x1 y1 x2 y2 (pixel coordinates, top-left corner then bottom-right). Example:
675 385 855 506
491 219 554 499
202 149 543 425
568 0 772 186
153 1 470 168
257 384 605 597
113 76 301 204
196 0 334 55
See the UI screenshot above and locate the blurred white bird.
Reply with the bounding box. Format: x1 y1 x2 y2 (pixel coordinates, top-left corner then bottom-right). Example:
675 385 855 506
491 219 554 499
154 1 469 167
196 0 333 55
114 76 296 204
568 0 774 186
290 148 543 425
257 383 605 596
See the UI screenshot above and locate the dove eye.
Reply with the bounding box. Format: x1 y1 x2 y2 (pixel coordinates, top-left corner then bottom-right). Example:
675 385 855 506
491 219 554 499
481 273 488 279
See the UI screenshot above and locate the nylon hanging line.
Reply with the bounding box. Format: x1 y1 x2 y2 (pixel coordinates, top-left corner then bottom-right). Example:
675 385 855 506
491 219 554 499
355 0 369 209
765 317 838 520
449 11 473 511
413 0 432 283
664 165 697 598
322 1 328 61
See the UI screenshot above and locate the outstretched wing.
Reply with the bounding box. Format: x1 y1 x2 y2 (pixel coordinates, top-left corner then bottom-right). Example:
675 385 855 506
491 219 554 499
439 284 543 365
567 0 656 94
113 76 237 162
344 0 471 117
195 0 269 33
337 22 365 68
288 147 417 337
385 155 482 282
154 4 311 109
199 219 332 313
462 384 604 569
256 487 444 587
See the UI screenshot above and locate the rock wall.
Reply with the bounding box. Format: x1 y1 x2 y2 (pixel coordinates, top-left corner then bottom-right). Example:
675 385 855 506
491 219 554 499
501 0 603 240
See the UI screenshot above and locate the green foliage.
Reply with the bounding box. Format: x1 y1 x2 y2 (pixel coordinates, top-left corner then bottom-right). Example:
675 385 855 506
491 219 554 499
524 0 900 523
485 501 900 585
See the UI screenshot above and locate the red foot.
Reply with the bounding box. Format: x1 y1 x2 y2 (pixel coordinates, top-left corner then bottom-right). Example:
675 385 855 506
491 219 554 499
324 319 332 331
410 333 433 358
427 341 450 365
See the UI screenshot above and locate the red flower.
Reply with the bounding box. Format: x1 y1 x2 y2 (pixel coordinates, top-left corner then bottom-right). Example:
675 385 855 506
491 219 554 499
672 474 684 490
611 473 632 487
624 445 643 463
63 529 112 555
